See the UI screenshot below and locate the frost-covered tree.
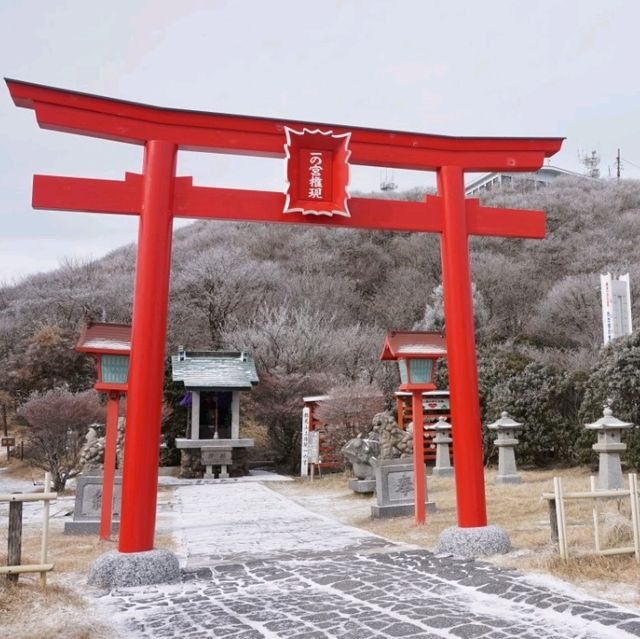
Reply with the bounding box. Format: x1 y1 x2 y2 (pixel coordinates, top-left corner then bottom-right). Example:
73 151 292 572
527 273 602 349
18 389 105 491
578 330 640 468
414 283 487 333
7 325 94 400
314 382 384 436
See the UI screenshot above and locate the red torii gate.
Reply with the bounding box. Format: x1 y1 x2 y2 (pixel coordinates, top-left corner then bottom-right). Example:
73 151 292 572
6 78 563 553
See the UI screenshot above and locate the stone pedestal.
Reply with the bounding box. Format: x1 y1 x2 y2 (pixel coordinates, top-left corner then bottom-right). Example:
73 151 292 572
202 447 232 479
64 471 121 535
585 407 634 490
370 458 435 518
432 417 453 477
348 478 376 493
176 437 253 479
487 412 523 484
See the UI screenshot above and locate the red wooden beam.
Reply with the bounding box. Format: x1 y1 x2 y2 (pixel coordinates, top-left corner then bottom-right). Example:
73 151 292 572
33 173 143 214
32 173 545 238
7 78 563 172
174 180 446 233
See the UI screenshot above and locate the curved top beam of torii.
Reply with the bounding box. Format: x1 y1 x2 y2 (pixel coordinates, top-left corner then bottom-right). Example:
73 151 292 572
5 78 563 239
6 78 562 172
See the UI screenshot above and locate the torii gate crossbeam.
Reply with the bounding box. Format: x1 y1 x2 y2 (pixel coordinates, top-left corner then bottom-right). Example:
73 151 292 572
6 78 563 552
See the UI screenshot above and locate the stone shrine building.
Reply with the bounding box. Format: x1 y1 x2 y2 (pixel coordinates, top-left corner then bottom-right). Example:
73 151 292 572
172 348 259 478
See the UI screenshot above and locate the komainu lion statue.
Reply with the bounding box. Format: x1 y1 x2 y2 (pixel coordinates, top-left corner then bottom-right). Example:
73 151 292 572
342 410 413 479
341 435 379 480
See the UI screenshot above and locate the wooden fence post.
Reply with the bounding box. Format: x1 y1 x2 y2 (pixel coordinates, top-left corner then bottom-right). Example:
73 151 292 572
548 499 559 542
590 476 601 553
629 473 640 562
7 501 23 583
40 472 51 588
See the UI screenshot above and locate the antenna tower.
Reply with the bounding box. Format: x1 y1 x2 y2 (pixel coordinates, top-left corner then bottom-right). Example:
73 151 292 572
580 150 601 178
380 169 398 192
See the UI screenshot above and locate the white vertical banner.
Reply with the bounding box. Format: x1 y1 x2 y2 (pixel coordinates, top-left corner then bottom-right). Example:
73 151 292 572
601 273 614 345
300 406 311 477
619 274 633 337
601 273 633 345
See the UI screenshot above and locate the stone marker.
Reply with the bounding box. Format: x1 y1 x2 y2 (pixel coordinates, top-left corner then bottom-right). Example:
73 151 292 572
64 471 121 535
585 406 634 490
371 458 435 518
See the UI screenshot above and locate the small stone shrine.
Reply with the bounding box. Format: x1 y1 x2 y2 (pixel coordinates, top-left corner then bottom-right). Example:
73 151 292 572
172 348 259 478
487 411 524 484
431 417 454 477
585 406 634 490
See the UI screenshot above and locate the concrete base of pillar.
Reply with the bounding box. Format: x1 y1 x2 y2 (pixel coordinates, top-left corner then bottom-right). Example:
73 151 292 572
435 525 511 558
495 474 522 484
88 549 180 589
371 501 436 519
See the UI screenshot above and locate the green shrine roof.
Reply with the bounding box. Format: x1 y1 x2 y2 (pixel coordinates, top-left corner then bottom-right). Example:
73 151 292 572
171 350 259 391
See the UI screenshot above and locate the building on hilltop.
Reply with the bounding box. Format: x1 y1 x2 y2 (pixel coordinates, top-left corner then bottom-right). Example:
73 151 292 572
464 165 586 197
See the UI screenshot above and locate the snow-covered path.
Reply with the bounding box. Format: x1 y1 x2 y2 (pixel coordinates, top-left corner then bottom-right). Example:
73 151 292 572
171 482 404 569
99 481 640 638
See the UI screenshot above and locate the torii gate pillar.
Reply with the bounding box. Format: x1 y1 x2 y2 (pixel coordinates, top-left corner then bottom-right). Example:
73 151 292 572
120 140 177 551
439 165 487 527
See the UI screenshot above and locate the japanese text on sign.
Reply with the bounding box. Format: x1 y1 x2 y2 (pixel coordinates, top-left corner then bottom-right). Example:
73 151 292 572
283 127 351 217
308 152 323 199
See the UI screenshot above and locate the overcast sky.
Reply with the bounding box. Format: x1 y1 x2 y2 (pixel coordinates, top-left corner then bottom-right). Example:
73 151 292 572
1 0 639 282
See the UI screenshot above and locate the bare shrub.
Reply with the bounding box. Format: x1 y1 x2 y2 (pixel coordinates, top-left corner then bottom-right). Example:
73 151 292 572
18 389 105 491
315 383 384 436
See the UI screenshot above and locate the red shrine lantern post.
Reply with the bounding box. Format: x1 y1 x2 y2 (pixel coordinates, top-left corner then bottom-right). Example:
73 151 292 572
76 322 131 540
6 78 563 557
381 331 447 524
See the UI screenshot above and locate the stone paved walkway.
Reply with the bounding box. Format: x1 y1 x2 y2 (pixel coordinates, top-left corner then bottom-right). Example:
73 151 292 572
96 482 640 638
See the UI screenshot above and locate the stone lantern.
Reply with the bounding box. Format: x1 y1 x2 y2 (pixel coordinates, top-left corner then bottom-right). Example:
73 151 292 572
432 417 454 477
487 411 524 484
585 407 634 490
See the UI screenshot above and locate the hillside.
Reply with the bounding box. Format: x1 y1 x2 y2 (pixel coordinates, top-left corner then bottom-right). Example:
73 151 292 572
1 177 639 468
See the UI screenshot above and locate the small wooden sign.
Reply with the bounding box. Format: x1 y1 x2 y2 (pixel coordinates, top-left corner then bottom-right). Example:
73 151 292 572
1 437 15 447
309 431 320 465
